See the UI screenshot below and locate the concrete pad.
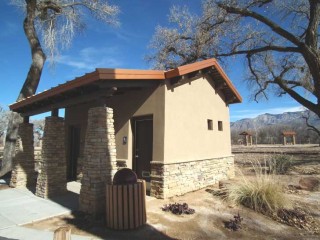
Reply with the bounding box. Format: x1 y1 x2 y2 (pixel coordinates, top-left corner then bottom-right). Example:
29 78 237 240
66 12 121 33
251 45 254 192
0 188 71 227
0 189 30 203
0 216 16 230
0 185 83 239
0 226 92 240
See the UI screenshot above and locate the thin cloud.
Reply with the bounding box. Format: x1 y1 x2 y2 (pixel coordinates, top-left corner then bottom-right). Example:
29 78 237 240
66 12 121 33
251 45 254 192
56 46 122 71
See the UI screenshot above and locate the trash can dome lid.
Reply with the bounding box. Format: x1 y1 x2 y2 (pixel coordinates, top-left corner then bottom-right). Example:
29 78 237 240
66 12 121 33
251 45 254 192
113 168 138 185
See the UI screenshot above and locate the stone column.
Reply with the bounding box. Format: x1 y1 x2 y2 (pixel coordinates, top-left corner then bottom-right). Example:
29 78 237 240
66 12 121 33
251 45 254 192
293 135 296 145
36 116 67 198
10 123 35 188
79 107 117 216
283 136 287 145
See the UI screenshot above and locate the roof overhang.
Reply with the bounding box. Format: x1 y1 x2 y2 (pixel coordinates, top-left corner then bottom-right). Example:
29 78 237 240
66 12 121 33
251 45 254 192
10 58 242 116
10 69 164 116
165 59 242 104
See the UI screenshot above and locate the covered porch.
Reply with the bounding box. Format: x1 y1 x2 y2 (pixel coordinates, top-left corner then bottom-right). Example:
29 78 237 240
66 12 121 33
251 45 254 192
9 68 164 216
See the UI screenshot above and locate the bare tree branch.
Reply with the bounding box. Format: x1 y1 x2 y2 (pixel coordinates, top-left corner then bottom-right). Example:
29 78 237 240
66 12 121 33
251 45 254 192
302 111 320 136
148 0 320 121
305 0 320 48
217 3 302 46
217 45 301 57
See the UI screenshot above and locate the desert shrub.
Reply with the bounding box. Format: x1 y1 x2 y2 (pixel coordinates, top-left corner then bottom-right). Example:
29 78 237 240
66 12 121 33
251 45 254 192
268 154 293 174
228 162 290 214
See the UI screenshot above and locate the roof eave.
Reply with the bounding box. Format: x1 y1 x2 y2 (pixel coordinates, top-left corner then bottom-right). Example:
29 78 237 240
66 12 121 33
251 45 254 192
165 59 242 104
10 69 165 111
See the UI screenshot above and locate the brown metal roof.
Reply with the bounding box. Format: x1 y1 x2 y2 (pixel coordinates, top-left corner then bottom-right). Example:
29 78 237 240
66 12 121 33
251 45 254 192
165 59 242 103
239 131 253 136
10 69 164 110
282 131 296 136
10 58 242 116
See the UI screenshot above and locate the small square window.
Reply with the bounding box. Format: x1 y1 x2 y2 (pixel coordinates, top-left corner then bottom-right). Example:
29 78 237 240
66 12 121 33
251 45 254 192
218 121 223 131
207 119 213 130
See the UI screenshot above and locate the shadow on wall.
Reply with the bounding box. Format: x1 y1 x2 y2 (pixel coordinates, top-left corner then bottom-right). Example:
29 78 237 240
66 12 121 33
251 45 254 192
107 86 158 135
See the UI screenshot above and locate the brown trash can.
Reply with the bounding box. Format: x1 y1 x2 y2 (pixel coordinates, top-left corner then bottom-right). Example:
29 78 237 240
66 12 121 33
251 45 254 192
106 179 147 230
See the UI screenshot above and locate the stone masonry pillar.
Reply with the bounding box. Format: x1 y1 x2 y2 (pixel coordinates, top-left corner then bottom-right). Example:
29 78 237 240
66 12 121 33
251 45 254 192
36 116 67 198
10 123 35 188
79 107 117 216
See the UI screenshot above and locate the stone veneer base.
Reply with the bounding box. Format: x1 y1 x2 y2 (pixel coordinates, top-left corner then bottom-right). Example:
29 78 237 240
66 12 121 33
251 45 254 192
36 117 67 198
79 107 117 216
150 156 235 199
10 123 35 188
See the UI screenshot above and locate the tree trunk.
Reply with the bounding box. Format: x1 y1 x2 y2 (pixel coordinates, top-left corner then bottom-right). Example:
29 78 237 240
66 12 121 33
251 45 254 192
0 0 46 177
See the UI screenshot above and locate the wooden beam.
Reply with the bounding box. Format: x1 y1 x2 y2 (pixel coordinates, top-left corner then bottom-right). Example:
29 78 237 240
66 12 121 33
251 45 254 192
169 76 182 85
187 70 202 79
226 96 237 104
23 116 29 123
215 81 227 90
51 109 59 117
21 88 117 117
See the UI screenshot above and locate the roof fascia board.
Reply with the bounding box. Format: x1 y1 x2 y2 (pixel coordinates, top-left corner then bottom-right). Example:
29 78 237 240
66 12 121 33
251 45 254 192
165 59 216 79
97 68 165 79
10 71 100 110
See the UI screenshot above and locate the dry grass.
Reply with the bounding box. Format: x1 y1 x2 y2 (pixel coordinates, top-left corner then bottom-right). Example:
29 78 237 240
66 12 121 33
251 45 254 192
267 154 293 174
228 160 291 214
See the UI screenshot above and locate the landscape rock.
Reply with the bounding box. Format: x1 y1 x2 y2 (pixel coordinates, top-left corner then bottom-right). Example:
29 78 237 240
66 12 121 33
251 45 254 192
299 177 320 191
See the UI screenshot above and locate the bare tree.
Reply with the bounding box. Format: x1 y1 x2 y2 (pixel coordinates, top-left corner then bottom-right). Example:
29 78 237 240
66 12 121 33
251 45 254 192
0 107 9 145
32 119 45 147
1 0 119 177
302 110 320 145
148 0 320 128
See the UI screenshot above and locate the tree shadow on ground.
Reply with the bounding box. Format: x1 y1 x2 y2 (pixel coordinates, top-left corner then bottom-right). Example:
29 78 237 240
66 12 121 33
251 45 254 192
46 187 177 240
63 210 177 240
0 237 19 240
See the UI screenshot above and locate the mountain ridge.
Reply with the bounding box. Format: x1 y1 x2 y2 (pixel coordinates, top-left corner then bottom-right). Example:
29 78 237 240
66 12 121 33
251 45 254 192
231 110 319 131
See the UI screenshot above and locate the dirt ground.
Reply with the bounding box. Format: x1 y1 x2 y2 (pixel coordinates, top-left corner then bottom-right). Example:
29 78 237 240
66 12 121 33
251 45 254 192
25 145 320 240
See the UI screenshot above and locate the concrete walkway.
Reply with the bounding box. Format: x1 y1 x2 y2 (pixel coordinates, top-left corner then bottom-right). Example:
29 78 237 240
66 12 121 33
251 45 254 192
0 182 92 240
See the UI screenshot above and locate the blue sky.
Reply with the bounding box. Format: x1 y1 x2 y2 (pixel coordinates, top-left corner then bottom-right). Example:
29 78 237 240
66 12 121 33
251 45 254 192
0 0 303 121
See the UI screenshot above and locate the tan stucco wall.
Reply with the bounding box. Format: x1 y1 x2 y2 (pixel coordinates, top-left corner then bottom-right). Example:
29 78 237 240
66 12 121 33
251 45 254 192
65 75 232 168
65 86 165 169
163 76 232 163
106 86 165 167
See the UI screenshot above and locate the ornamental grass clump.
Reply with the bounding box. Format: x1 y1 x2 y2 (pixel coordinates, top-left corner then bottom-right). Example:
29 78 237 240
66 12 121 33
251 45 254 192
228 161 290 214
268 154 293 174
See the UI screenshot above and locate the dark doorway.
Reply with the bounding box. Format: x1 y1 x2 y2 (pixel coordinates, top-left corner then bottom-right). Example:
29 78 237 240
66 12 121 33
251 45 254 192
132 115 153 193
68 126 81 181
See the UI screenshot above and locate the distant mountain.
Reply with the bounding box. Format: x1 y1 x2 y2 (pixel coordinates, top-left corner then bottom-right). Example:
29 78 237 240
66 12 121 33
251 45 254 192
231 110 320 131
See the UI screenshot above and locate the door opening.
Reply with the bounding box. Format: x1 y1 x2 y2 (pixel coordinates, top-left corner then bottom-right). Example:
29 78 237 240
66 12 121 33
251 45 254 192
68 126 81 181
132 115 153 195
